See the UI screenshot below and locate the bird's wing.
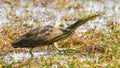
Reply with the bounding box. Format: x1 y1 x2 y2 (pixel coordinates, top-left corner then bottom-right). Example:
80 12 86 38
12 25 69 48
22 26 64 45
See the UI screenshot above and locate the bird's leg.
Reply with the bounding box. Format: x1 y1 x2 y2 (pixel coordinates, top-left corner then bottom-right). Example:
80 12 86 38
54 42 86 52
54 42 63 52
54 42 76 52
29 48 34 60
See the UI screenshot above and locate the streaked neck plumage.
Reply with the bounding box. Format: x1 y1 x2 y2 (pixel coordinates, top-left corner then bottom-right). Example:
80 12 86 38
66 14 100 30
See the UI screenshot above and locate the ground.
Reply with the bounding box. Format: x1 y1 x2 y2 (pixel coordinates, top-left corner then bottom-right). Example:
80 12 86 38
0 0 120 68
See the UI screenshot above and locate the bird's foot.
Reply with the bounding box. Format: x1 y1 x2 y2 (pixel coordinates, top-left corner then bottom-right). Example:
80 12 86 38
54 42 85 52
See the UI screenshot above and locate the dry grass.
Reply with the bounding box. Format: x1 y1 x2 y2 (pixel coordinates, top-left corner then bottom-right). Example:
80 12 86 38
0 0 120 68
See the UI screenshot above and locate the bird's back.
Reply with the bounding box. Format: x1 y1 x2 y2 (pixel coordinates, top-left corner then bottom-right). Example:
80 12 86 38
12 26 72 48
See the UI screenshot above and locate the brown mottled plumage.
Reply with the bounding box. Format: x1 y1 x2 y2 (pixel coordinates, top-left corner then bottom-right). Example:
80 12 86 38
12 13 101 48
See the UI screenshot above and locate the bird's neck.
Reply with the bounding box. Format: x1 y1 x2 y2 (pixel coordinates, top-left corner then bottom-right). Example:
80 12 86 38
66 14 100 30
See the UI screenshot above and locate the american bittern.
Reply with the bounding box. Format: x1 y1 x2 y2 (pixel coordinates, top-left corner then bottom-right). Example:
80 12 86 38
12 13 101 58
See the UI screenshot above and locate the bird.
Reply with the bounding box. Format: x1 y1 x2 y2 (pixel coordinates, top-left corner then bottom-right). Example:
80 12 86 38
12 13 101 58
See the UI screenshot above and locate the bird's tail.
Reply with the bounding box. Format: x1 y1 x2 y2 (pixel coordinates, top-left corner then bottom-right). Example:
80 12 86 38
66 13 101 30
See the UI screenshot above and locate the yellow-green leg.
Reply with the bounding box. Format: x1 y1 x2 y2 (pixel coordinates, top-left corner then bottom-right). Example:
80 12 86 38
29 48 34 60
54 42 62 52
54 42 85 52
